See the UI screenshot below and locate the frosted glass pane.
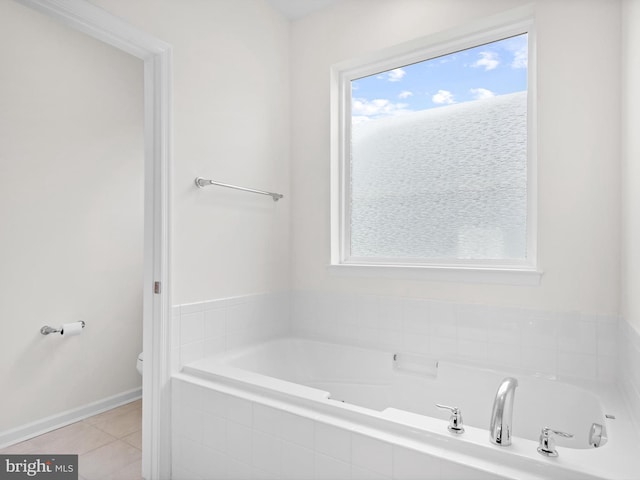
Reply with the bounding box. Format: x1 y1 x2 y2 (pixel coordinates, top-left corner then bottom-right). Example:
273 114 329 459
350 81 528 260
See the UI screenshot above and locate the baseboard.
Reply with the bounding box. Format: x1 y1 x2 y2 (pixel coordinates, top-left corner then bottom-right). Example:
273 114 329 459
0 387 142 449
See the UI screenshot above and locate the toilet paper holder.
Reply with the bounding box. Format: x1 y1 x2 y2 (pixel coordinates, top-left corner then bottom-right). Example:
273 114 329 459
40 321 85 335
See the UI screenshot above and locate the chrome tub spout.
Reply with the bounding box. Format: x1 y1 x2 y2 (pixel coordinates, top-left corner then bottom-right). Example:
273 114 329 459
490 377 518 446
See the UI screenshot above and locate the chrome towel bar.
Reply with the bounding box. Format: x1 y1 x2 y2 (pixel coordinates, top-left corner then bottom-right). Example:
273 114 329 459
195 177 283 202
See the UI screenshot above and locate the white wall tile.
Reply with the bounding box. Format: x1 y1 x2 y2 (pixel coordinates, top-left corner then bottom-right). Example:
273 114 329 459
280 411 315 449
227 422 253 464
557 316 596 354
402 332 430 356
200 445 228 480
351 433 393 478
456 304 488 342
597 321 618 357
430 316 457 339
402 298 430 334
253 403 282 437
314 453 351 480
253 467 280 480
357 294 381 329
487 342 521 370
378 329 403 351
202 388 229 417
205 307 226 339
176 437 205 479
171 347 181 374
597 355 617 383
281 441 314 480
486 310 522 345
429 336 457 358
378 296 403 331
521 312 557 350
203 412 226 452
558 352 597 380
175 406 204 443
204 336 225 357
178 380 205 412
392 446 440 480
181 340 204 365
315 422 351 463
457 339 488 361
441 460 509 480
351 464 390 480
226 396 253 427
227 302 252 334
172 314 181 349
521 347 557 378
181 301 206 315
227 458 253 480
252 430 282 475
181 311 205 345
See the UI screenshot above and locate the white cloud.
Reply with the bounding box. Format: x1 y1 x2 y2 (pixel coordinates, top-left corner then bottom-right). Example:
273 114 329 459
472 51 499 71
432 90 455 105
470 88 495 100
352 97 410 119
511 45 527 69
439 55 457 64
377 68 406 82
398 90 413 99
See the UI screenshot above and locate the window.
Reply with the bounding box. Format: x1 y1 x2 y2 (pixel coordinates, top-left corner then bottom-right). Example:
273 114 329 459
331 13 538 280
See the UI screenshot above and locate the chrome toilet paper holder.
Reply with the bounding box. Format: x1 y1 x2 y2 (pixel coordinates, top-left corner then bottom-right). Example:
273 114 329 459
40 321 85 335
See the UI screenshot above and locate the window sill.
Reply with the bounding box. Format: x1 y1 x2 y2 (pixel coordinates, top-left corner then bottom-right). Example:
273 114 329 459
327 263 543 286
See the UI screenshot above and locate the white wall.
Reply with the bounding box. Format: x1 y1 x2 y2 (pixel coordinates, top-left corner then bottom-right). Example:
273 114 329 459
0 0 143 431
622 0 640 331
291 0 621 316
91 0 292 305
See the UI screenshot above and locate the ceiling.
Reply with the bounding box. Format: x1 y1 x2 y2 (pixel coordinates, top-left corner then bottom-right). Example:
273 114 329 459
266 0 345 19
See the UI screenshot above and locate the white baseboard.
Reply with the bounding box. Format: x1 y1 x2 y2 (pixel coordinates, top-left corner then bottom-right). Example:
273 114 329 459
0 387 142 449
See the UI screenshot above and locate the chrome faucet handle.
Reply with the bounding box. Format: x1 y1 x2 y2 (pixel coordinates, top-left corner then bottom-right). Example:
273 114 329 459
435 404 465 434
537 427 573 457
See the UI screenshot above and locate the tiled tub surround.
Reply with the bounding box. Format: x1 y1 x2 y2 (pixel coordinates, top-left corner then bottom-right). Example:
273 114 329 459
173 291 617 382
170 292 635 479
172 344 637 480
619 318 640 428
172 292 290 372
291 291 618 384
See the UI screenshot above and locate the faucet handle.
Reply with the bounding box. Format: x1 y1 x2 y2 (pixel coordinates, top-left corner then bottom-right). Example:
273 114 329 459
435 404 465 434
537 427 574 457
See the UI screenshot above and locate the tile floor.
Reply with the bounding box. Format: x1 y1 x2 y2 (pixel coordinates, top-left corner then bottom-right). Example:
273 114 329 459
0 399 142 480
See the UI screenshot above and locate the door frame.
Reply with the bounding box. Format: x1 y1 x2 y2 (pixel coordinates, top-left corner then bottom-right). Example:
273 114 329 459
13 1 172 478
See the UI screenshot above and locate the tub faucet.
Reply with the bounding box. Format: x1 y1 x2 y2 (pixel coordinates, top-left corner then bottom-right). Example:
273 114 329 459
489 377 518 446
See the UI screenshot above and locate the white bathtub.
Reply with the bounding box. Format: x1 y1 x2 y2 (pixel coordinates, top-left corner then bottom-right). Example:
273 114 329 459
177 337 640 480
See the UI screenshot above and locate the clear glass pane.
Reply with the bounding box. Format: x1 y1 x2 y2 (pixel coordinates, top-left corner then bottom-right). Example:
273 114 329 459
350 34 528 260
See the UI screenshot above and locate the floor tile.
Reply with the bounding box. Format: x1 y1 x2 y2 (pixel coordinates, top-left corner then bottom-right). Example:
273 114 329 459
2 399 142 480
122 430 142 450
91 408 142 439
83 400 141 427
1 423 116 455
79 440 141 480
0 438 44 454
101 458 142 480
0 401 142 480
37 423 117 455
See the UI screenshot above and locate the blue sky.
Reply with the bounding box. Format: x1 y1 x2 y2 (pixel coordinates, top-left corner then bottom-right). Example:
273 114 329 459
352 33 528 122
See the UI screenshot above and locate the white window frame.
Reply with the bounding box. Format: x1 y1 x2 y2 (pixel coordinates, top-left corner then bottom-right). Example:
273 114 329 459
330 6 541 285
